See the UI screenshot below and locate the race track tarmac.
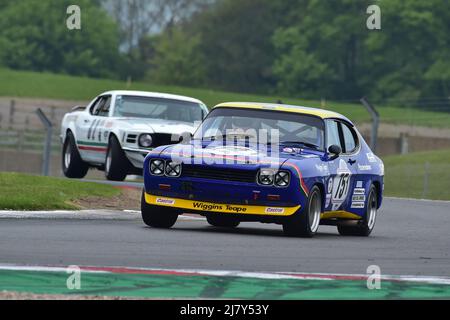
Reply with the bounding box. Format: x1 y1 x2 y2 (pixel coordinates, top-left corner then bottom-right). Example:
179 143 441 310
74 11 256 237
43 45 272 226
0 197 449 277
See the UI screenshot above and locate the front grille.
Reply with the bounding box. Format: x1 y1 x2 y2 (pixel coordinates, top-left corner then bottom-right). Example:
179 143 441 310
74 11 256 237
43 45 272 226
128 133 180 147
152 133 180 147
126 134 137 143
182 165 257 183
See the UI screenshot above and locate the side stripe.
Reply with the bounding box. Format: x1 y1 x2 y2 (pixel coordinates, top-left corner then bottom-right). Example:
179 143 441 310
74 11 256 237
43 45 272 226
77 140 108 152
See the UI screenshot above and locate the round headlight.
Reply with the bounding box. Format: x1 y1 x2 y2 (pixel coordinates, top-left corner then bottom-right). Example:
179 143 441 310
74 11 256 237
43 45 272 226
165 162 182 177
274 171 290 187
150 159 165 175
139 134 153 148
258 169 275 185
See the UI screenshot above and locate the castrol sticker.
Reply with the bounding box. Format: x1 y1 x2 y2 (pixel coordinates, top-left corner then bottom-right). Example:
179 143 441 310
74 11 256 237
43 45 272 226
156 198 175 205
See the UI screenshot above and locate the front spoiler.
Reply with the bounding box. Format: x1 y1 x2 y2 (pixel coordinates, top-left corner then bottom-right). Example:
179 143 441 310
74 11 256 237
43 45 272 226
123 147 152 169
144 193 300 216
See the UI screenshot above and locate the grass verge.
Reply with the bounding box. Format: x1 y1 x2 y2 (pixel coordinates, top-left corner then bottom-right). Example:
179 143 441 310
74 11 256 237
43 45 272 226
0 149 449 211
1 68 450 128
0 172 120 210
382 149 450 200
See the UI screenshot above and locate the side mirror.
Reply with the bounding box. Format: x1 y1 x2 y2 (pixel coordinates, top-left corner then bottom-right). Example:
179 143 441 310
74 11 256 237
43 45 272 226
328 145 342 160
179 132 193 144
71 105 85 112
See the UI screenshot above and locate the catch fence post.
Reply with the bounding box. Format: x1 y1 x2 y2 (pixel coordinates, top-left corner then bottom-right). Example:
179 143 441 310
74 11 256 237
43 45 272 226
36 108 53 176
360 97 380 152
422 162 430 199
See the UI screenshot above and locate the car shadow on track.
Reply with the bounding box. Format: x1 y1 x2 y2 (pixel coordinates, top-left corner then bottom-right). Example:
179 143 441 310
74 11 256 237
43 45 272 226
143 224 341 239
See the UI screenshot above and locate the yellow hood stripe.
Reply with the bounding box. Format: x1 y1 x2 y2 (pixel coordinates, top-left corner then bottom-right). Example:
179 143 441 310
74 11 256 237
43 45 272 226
213 102 343 119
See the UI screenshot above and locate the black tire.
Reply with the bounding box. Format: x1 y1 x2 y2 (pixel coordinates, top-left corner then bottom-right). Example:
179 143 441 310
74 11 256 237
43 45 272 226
283 185 322 238
337 185 378 237
141 191 179 228
105 135 131 181
62 131 89 179
206 214 240 228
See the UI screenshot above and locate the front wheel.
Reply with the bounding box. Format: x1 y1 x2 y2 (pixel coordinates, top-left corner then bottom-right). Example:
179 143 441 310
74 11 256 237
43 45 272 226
283 186 322 238
105 135 131 181
141 191 179 228
62 131 89 179
206 214 240 228
338 185 378 237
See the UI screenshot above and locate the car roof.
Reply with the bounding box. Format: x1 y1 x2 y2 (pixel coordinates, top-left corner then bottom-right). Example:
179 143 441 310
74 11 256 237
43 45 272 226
213 102 353 124
100 90 203 104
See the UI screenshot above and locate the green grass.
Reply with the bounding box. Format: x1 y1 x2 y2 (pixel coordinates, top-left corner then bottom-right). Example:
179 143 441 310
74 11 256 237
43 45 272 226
0 150 448 211
383 149 450 200
1 68 450 128
0 172 120 210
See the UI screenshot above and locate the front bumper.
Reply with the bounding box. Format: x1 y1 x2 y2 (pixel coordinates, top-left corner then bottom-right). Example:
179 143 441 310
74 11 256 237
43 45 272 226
123 147 152 169
144 192 300 216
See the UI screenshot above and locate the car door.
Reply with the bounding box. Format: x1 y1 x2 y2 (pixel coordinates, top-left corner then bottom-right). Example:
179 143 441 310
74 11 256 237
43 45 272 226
77 95 111 163
339 121 364 210
325 119 359 212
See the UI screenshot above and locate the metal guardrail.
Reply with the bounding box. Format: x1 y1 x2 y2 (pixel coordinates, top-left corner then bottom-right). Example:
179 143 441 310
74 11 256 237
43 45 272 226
0 99 70 131
0 107 58 176
0 130 60 151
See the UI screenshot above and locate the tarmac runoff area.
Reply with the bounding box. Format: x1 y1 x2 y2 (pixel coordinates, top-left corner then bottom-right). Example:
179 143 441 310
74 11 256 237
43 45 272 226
0 197 449 299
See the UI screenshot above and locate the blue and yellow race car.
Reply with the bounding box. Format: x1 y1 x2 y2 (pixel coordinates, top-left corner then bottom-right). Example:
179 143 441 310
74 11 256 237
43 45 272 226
141 102 384 237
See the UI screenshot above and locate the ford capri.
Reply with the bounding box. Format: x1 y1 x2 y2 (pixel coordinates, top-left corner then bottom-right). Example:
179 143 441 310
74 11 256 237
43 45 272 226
141 102 384 237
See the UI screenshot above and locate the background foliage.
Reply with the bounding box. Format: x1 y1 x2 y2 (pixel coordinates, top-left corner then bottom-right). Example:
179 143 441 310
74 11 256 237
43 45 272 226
0 0 449 110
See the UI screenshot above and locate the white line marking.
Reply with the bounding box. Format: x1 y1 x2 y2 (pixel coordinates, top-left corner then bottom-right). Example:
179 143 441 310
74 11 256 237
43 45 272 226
0 265 106 273
284 271 450 285
179 215 207 221
1 197 448 220
386 197 450 204
0 210 207 221
0 264 449 285
0 210 140 220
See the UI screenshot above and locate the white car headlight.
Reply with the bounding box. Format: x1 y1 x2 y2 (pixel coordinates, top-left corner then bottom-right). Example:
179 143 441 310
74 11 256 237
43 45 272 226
165 162 182 177
150 159 165 175
258 169 275 185
274 171 290 187
139 134 153 148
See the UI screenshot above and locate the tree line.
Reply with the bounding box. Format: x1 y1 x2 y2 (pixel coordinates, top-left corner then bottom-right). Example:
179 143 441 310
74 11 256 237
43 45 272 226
0 0 449 110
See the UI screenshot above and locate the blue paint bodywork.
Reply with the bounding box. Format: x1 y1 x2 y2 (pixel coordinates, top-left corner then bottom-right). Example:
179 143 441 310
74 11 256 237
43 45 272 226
143 116 384 222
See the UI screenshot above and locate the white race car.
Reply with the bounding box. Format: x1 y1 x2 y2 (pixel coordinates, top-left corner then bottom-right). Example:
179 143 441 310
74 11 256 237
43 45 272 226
60 90 208 181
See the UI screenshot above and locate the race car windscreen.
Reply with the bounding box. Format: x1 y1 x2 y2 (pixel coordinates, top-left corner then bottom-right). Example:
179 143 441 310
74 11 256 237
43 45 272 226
113 95 204 123
194 107 325 151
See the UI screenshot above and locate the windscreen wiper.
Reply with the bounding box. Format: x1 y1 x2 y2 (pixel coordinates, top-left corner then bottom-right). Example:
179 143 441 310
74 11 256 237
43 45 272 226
278 141 320 150
202 133 257 141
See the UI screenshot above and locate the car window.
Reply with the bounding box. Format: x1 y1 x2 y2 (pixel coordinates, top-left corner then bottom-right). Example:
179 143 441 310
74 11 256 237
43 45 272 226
97 96 111 117
326 120 342 149
261 120 323 147
90 97 105 116
195 108 325 150
113 95 204 123
341 122 358 153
